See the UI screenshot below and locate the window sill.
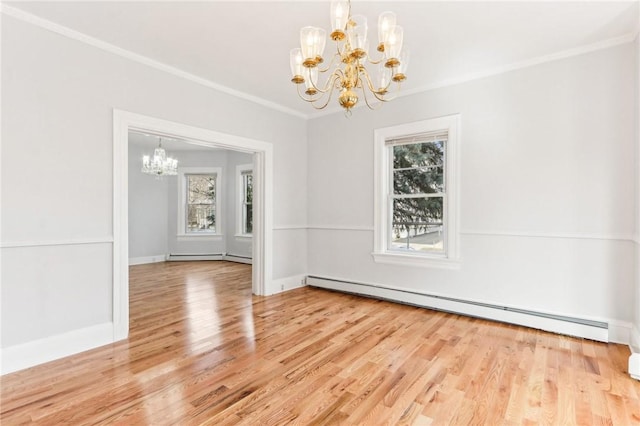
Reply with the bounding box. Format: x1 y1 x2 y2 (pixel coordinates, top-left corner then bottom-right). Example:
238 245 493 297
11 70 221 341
371 251 461 270
177 233 223 241
234 234 253 239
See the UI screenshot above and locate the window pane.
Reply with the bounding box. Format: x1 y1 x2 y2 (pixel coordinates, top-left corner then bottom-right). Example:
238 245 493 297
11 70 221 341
393 167 444 194
244 173 253 204
391 197 443 253
188 175 215 204
242 172 253 235
187 174 216 233
187 204 215 232
245 203 253 234
393 141 444 169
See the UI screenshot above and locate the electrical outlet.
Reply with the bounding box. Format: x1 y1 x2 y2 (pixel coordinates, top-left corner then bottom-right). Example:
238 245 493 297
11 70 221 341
281 284 284 291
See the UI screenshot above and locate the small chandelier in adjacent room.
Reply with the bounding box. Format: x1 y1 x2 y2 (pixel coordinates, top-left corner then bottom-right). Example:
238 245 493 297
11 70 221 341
290 0 409 114
141 138 178 176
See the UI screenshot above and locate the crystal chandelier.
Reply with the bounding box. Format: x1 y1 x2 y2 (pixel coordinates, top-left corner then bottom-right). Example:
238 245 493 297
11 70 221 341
290 0 408 114
141 138 178 176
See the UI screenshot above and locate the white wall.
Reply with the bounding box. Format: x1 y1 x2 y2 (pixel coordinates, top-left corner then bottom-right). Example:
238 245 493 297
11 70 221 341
128 142 169 261
307 42 636 330
1 14 307 360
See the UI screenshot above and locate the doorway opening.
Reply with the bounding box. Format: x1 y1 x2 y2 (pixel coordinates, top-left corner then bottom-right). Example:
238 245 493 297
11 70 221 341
113 110 273 341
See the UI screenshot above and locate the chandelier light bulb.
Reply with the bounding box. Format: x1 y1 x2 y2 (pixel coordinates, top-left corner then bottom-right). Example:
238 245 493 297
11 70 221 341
347 15 368 54
290 48 304 83
330 0 349 39
384 25 404 67
377 12 396 51
300 26 317 63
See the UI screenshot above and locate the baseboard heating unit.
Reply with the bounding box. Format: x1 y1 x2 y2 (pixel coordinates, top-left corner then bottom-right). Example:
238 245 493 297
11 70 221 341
168 253 224 261
307 276 609 342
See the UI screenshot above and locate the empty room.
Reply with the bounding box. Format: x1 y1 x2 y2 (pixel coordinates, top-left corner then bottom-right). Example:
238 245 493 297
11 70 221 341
1 1 639 424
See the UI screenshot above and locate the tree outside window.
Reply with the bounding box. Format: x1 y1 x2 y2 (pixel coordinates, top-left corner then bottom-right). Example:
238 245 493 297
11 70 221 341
391 140 445 253
186 174 216 233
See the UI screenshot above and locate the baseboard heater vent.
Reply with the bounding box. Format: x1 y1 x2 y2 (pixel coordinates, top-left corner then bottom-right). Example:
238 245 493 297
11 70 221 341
168 253 223 261
307 275 609 342
167 253 252 264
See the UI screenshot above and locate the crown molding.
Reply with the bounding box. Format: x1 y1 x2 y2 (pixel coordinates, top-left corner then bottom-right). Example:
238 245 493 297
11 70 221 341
0 4 309 120
308 31 638 120
2 3 636 122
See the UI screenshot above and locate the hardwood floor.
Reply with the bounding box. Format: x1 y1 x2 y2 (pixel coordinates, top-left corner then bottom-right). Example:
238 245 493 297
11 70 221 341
2 261 639 425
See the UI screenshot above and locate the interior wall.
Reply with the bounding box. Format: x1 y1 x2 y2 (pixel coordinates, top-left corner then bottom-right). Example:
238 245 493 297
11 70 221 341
307 42 636 328
1 15 307 352
128 142 169 261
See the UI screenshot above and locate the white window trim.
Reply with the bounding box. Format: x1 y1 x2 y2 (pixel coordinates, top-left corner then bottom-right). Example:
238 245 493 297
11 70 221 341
373 115 461 269
177 166 223 237
235 163 253 238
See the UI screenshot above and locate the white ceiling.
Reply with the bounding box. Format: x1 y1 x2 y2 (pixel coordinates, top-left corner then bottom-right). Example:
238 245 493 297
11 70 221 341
128 130 221 152
7 1 640 118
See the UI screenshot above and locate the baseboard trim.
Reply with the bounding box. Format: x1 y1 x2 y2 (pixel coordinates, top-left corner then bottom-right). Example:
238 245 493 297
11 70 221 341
307 276 611 343
224 254 253 265
0 322 114 375
608 320 633 345
629 325 640 380
129 254 167 265
269 274 307 295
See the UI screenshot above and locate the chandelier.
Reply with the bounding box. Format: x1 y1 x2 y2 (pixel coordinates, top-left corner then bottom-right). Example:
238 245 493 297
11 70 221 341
290 0 408 114
141 138 178 176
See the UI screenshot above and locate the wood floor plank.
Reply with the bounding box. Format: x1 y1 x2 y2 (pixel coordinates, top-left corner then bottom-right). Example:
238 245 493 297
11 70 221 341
2 261 639 425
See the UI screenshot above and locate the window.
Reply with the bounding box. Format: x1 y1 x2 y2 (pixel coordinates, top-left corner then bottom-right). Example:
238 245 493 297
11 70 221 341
373 115 460 268
236 164 253 236
242 171 253 234
178 167 222 236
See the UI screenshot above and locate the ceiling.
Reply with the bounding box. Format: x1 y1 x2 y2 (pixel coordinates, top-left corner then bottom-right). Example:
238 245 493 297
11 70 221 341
129 130 221 151
6 1 640 118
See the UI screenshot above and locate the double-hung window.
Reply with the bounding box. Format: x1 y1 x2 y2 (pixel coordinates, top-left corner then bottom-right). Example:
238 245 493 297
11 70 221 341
237 165 253 236
373 115 460 268
178 167 222 236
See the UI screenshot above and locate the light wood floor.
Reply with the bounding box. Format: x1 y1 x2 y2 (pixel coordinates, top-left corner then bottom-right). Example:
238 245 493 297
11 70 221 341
2 261 639 425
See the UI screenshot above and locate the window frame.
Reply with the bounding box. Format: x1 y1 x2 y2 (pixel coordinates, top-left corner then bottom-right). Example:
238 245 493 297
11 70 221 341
236 164 253 238
373 115 461 269
177 167 223 237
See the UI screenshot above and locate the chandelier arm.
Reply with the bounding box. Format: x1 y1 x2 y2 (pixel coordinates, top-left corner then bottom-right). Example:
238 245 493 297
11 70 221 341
317 51 340 73
309 78 339 110
296 82 320 103
360 65 392 96
360 79 384 110
365 50 387 65
310 91 336 110
307 68 344 94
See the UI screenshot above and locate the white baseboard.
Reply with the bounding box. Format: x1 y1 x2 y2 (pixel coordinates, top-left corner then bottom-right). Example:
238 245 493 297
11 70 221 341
223 254 252 265
129 254 167 265
269 274 307 295
629 324 640 380
608 320 633 345
0 322 114 375
629 353 640 380
630 324 640 352
307 276 612 343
